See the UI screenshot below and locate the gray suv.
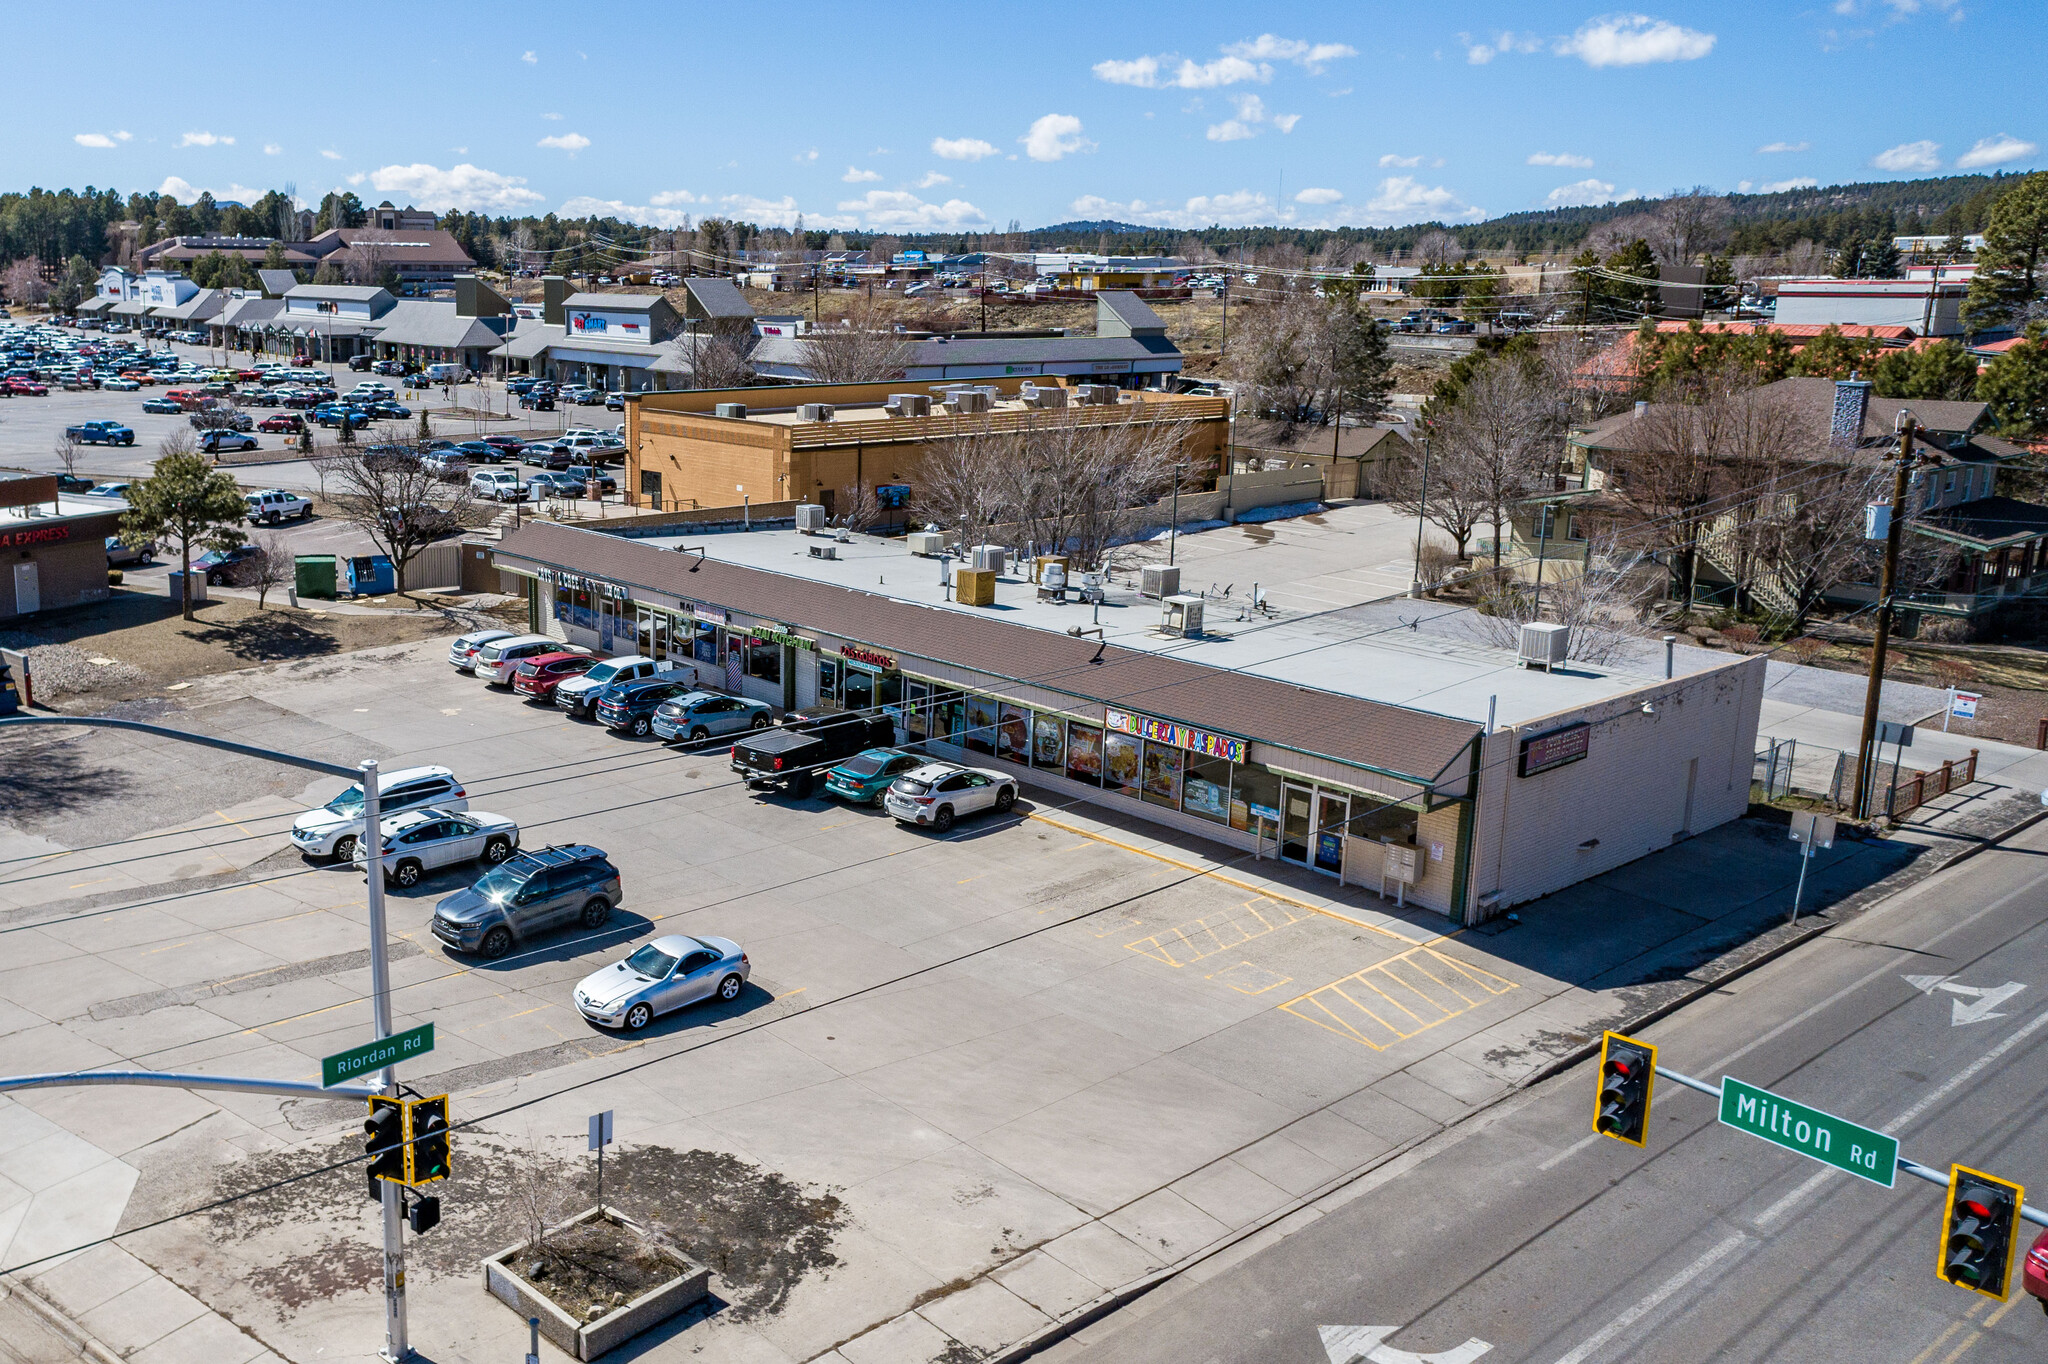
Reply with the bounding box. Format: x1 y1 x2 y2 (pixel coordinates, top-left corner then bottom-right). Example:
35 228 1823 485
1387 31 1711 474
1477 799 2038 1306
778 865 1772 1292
429 844 622 959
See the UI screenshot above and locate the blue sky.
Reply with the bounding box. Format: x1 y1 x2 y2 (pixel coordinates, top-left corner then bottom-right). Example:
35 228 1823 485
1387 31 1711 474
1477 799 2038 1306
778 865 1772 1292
17 1 2043 233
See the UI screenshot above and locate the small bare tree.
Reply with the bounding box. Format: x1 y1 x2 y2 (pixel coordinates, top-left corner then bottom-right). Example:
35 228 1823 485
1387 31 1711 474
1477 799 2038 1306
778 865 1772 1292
54 433 84 483
800 303 914 383
836 483 884 532
919 420 1010 553
239 534 293 609
316 427 483 596
5 259 50 308
1472 534 1660 665
1430 360 1557 569
1388 430 1493 561
190 400 246 434
675 330 755 389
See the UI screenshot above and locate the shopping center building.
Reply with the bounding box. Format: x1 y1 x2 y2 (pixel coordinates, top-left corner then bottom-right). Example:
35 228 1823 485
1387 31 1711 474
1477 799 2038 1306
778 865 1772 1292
490 520 1767 924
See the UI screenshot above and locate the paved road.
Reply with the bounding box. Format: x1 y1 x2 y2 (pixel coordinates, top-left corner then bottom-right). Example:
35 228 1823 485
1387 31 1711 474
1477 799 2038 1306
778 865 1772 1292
1058 819 2048 1364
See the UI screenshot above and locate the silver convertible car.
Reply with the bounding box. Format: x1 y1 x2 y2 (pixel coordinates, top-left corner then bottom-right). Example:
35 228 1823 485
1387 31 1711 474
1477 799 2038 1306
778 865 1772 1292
573 934 749 1031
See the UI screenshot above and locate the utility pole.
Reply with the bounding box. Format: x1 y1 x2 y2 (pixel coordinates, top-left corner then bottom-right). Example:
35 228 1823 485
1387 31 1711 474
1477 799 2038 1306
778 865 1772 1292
1408 434 1433 597
1854 417 1918 821
360 759 409 1363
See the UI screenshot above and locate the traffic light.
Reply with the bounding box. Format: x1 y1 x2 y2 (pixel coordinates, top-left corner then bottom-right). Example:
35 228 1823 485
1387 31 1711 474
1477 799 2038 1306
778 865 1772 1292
364 1096 406 1200
1941 1165 2024 1299
406 1194 441 1235
406 1095 451 1186
1594 1031 1657 1146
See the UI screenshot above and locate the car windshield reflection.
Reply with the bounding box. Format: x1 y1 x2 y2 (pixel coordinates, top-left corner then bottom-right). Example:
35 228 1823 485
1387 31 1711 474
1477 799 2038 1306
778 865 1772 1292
626 945 679 978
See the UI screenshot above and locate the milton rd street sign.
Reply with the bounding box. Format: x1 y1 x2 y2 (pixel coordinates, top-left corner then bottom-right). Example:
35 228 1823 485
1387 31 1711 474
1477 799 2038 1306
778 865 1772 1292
321 1023 435 1089
1720 1076 1898 1187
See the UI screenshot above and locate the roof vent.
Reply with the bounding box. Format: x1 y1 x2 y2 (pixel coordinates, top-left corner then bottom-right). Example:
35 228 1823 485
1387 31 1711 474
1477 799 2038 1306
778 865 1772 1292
797 403 835 421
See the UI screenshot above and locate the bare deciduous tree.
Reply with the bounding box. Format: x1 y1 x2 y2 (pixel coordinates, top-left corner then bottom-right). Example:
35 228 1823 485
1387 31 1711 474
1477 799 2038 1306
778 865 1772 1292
53 433 83 482
1651 187 1730 266
799 304 914 383
240 534 293 609
1431 360 1557 568
4 259 50 308
1226 289 1391 440
1472 534 1661 664
315 428 483 595
673 330 755 390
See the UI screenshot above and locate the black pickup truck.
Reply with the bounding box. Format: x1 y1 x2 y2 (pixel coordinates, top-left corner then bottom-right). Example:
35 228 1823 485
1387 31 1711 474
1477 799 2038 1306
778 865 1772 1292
731 710 898 797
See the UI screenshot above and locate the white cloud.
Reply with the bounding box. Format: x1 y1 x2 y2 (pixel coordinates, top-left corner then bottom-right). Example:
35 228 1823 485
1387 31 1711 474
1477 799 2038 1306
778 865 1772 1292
1528 151 1594 167
649 190 699 207
542 112 563 120
916 171 952 188
263 143 283 155
1022 114 1092 162
835 190 988 229
320 150 342 160
364 163 545 212
1093 55 1163 86
1206 95 1298 142
1956 134 2038 169
1759 177 1821 192
1294 187 1344 204
1222 34 1358 71
115 130 131 141
537 132 590 152
841 166 882 183
1462 31 1543 63
347 173 365 186
1379 153 1423 168
1546 177 1619 206
74 133 116 149
1069 190 1278 229
179 131 233 147
1207 118 1256 143
1369 176 1473 218
931 136 998 161
521 50 536 63
1272 113 1301 133
1872 139 1941 171
560 196 691 228
1757 140 1810 153
800 148 819 161
155 176 268 204
1555 15 1716 66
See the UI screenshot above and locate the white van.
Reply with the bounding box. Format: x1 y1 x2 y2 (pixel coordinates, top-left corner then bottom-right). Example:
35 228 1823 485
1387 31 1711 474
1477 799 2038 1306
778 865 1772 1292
425 363 471 384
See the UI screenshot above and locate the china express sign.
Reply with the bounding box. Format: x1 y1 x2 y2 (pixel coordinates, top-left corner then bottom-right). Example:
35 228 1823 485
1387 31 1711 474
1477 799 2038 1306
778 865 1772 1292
1105 708 1247 764
0 525 70 549
536 568 628 601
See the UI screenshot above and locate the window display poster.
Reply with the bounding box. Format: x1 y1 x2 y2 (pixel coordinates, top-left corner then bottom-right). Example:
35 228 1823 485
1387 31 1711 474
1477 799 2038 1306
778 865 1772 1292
1103 731 1142 794
1067 722 1103 783
1140 742 1184 804
1032 712 1064 768
1184 775 1229 821
997 704 1030 761
964 695 998 754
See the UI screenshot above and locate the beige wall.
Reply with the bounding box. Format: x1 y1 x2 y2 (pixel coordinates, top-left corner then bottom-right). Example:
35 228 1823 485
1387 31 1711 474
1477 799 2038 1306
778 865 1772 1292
1465 653 1766 917
0 539 112 618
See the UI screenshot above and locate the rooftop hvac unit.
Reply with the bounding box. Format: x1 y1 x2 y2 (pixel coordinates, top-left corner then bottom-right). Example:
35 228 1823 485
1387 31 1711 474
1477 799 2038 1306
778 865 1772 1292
886 393 931 418
944 391 992 414
808 543 839 560
713 402 748 419
1161 594 1204 637
1140 564 1181 600
972 544 1006 574
906 531 947 557
795 503 828 534
1076 384 1119 406
1519 622 1569 671
797 403 835 422
1022 384 1068 409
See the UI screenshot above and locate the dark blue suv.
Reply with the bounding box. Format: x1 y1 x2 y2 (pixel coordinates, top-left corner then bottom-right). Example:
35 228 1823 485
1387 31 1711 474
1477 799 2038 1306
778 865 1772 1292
593 677 696 737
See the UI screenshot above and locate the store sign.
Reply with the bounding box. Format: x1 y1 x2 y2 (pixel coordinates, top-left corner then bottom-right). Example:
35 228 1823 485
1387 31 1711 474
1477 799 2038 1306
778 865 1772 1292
1519 721 1591 778
0 525 70 549
1104 708 1248 764
535 568 628 601
840 644 896 669
692 605 727 625
751 624 815 652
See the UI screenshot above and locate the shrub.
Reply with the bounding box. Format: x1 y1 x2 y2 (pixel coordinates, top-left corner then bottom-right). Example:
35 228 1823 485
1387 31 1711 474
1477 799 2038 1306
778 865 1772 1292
1930 657 1979 689
1783 635 1828 666
1721 623 1762 651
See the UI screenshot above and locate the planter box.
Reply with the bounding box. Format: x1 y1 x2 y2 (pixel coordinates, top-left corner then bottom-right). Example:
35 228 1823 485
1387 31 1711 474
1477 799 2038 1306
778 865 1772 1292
482 1207 710 1360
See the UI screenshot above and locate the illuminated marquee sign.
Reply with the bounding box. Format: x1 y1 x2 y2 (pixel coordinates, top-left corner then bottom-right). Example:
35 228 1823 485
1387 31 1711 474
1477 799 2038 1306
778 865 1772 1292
839 645 896 669
0 525 71 549
1104 708 1247 764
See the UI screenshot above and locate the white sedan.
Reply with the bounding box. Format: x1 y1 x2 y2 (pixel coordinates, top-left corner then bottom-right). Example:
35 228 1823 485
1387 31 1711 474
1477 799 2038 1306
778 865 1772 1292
353 807 520 888
881 762 1018 832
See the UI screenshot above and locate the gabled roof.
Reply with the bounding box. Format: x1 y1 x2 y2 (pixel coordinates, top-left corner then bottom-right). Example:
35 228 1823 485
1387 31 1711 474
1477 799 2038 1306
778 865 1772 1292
364 300 509 351
1918 496 2048 551
258 269 299 297
212 296 283 328
684 276 754 321
286 284 391 303
153 288 228 321
1233 419 1413 460
1097 290 1166 337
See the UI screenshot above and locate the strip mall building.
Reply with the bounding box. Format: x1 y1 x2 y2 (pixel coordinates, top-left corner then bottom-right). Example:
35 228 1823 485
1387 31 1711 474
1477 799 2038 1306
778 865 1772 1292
491 521 1767 924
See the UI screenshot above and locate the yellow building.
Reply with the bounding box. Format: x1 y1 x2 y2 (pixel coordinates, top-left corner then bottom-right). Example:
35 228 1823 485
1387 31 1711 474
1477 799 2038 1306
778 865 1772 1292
624 379 1229 517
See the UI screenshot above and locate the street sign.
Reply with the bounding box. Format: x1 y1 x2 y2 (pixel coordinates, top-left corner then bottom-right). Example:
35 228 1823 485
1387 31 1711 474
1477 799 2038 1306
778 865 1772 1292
1789 811 1837 849
1877 720 1915 748
588 1109 615 1150
322 1023 434 1089
1719 1076 1897 1187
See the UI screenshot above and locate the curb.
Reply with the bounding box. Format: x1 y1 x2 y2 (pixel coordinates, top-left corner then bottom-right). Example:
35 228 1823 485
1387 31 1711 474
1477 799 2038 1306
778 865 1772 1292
980 800 2048 1364
0 1276 124 1364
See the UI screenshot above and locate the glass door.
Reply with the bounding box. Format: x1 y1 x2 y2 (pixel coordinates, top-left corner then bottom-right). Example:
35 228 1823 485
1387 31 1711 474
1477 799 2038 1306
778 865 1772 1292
1281 784 1314 866
1314 792 1350 875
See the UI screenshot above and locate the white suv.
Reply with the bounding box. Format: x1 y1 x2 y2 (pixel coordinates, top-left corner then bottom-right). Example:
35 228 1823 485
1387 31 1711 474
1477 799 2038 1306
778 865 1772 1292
290 766 468 860
882 763 1018 832
475 634 579 685
470 469 527 502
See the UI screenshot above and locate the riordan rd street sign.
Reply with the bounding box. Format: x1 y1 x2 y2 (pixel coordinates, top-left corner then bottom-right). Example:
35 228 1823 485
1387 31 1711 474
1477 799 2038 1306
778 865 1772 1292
322 1023 434 1089
1720 1075 1897 1187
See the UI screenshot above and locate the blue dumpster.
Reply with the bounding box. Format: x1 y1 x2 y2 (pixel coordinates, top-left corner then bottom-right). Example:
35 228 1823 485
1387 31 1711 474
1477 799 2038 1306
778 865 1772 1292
344 555 395 596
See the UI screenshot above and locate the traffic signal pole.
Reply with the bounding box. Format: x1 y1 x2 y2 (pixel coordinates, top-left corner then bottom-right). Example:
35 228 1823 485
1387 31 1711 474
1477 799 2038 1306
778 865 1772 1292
361 760 410 1363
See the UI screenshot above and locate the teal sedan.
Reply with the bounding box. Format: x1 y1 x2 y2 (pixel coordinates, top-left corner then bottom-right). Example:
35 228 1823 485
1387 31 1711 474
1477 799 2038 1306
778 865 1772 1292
823 748 926 804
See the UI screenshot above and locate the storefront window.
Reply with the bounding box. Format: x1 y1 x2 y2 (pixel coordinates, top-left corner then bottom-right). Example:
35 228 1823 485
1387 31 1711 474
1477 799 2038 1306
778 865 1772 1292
902 680 927 737
1232 764 1282 834
963 694 998 754
745 637 782 684
1103 731 1142 796
1066 722 1103 784
1032 713 1065 769
555 585 596 631
843 665 873 714
876 672 902 709
818 658 840 704
1181 753 1232 824
1140 742 1183 808
692 622 718 663
934 691 965 744
997 704 1030 762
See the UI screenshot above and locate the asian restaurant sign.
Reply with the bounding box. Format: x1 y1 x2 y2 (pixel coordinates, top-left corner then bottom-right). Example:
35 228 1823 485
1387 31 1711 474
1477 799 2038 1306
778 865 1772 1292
0 525 71 549
1105 708 1248 764
1518 721 1590 778
750 623 815 652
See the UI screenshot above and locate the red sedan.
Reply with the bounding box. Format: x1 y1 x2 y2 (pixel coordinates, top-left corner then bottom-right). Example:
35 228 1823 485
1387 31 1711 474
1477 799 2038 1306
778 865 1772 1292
2 379 47 396
2024 1227 2048 1313
511 652 597 701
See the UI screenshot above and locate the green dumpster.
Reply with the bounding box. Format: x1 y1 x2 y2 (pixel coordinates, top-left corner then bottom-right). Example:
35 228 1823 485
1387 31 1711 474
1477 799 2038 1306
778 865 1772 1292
295 554 337 600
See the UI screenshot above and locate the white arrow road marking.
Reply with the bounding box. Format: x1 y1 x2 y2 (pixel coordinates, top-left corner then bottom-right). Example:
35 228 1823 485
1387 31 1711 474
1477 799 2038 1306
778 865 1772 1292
1900 976 2026 1025
1320 1324 1494 1364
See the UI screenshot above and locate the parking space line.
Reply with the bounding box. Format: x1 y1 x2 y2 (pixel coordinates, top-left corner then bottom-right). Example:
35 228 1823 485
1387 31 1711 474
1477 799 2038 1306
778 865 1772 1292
1206 961 1293 995
215 810 255 837
1280 945 1518 1051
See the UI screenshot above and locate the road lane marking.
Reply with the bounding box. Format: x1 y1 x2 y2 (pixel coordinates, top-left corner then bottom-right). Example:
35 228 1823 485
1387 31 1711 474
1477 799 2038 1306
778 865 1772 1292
1207 961 1292 996
1891 1005 2048 1132
1127 896 1310 967
1538 1133 1601 1171
1548 1233 1746 1364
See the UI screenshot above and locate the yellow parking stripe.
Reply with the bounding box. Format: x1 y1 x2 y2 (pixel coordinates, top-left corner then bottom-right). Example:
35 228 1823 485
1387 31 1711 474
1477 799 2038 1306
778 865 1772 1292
1281 945 1518 1051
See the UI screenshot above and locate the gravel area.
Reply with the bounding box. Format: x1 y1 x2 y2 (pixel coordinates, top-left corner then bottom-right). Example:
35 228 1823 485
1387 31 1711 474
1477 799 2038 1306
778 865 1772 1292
0 629 150 694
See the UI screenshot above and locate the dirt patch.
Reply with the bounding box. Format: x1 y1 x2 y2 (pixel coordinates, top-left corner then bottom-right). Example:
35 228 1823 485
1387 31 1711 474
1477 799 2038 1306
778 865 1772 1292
9 589 483 704
509 1213 684 1323
199 1133 842 1323
1784 636 2048 748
